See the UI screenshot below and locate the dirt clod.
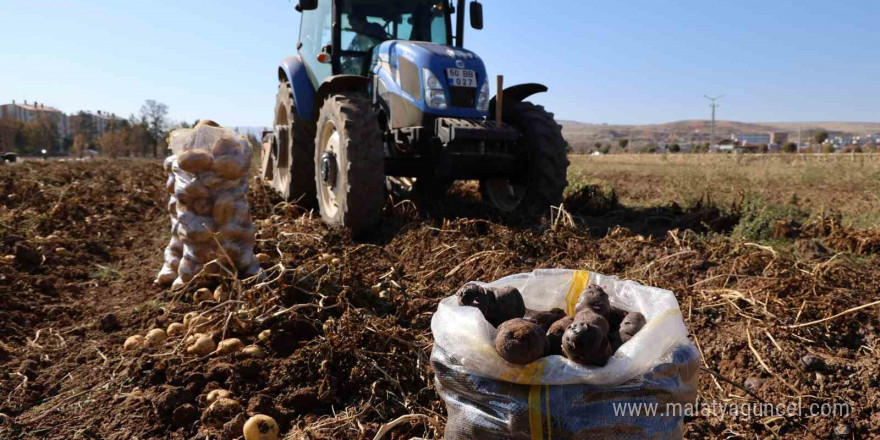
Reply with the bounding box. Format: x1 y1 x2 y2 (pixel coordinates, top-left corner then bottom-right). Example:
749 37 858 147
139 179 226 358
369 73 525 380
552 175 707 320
98 313 120 332
171 403 199 428
202 397 243 428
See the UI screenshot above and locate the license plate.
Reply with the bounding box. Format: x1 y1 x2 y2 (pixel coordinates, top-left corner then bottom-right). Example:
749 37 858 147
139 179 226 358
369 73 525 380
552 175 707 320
446 68 477 88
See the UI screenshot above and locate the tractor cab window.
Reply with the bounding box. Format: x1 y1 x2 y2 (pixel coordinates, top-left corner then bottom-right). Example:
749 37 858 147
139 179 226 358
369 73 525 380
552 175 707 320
340 0 450 75
299 0 333 85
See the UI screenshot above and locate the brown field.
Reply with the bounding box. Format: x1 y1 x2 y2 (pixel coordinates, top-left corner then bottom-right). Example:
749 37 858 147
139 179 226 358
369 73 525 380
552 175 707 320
569 153 880 229
1 158 878 439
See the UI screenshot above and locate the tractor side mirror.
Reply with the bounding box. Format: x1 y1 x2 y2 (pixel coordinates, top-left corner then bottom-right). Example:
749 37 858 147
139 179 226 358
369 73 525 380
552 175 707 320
297 0 318 12
470 1 483 30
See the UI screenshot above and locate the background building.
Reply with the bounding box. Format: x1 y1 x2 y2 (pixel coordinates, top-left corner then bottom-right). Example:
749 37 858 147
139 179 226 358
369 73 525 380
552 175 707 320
0 100 70 139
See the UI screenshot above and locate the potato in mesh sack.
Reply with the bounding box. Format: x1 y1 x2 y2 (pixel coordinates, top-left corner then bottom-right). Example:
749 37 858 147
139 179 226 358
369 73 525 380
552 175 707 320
155 123 260 288
431 269 699 439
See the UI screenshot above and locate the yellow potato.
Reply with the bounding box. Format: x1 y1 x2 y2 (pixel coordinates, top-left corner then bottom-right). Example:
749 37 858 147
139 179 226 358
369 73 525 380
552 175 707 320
202 397 242 428
206 389 231 404
243 414 279 440
193 288 213 304
258 329 271 341
241 345 267 359
212 155 246 180
177 150 213 174
211 136 241 157
213 285 230 302
124 335 144 351
213 194 235 226
187 335 216 356
217 338 245 355
196 119 220 128
167 322 185 336
145 328 167 346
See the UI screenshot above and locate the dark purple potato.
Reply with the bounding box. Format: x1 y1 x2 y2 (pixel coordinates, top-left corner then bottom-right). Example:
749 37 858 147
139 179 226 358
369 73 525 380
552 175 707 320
525 308 567 332
485 286 526 327
561 321 612 367
609 331 624 353
620 312 646 338
545 316 574 356
608 307 628 333
455 283 496 319
494 319 547 365
574 284 611 318
573 309 610 335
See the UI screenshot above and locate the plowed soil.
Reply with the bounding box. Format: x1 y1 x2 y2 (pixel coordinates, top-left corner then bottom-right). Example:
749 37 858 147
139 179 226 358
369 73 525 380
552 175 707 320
1 159 878 439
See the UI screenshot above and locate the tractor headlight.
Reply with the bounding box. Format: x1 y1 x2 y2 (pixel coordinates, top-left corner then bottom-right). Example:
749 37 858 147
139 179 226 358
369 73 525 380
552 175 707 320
422 68 448 110
476 81 490 112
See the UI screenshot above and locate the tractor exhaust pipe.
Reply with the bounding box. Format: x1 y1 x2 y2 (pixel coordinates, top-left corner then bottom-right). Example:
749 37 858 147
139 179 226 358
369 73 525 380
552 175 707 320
495 75 504 126
456 0 465 47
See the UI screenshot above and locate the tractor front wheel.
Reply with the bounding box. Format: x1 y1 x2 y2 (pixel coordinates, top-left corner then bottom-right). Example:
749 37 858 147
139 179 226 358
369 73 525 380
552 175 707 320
267 80 316 205
314 93 385 238
481 102 569 215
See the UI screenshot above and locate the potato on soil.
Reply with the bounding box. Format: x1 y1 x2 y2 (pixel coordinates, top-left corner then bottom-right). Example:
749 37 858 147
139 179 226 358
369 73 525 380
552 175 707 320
187 335 217 357
546 316 574 356
202 397 243 428
145 328 167 346
214 285 230 302
619 312 646 340
243 414 280 440
124 335 144 350
525 308 567 332
193 287 213 304
486 286 526 327
207 389 232 404
217 338 245 355
561 321 612 367
167 322 185 336
573 309 610 335
494 319 547 365
242 345 267 359
177 150 213 174
258 329 271 341
575 284 611 318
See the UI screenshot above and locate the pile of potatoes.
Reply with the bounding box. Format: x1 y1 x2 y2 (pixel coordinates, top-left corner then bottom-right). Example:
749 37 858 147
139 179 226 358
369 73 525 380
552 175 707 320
456 283 645 366
123 286 267 360
155 122 260 288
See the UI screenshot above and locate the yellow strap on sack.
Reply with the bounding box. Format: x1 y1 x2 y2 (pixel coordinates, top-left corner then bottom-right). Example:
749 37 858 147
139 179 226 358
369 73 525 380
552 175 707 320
527 361 548 440
565 270 590 316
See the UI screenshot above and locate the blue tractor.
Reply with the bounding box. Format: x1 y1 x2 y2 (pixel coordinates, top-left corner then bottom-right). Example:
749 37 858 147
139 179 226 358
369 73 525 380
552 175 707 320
262 0 569 236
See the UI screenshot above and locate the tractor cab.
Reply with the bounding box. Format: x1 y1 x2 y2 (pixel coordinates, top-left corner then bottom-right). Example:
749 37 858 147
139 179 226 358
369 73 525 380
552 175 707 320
265 0 569 238
298 0 455 80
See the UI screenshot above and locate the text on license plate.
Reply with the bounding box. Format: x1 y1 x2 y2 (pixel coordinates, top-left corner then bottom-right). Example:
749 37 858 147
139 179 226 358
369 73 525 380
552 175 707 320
446 68 477 87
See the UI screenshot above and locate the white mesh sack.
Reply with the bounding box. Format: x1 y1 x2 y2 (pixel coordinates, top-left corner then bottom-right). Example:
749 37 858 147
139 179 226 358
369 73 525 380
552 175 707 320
431 269 699 439
155 123 260 288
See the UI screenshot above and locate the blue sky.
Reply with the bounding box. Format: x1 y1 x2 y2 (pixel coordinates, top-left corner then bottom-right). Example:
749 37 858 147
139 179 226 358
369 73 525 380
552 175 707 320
1 0 878 126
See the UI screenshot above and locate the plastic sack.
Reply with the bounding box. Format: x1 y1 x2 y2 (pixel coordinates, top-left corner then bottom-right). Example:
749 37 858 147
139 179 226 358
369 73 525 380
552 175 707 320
431 269 699 439
155 123 260 288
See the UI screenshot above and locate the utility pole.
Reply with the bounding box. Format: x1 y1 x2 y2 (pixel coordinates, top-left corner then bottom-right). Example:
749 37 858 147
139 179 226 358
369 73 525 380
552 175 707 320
704 95 723 152
797 126 802 153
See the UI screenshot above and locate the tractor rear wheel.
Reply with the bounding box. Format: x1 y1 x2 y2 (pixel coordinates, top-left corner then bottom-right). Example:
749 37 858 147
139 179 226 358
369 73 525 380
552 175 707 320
267 80 316 205
314 93 385 238
481 102 569 215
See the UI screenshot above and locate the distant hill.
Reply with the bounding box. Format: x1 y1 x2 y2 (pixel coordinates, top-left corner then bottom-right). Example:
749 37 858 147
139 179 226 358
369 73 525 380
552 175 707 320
560 120 880 151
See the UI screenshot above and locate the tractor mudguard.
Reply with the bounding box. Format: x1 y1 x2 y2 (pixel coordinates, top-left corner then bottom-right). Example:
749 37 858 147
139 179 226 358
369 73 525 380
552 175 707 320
313 75 370 119
489 83 548 118
278 56 316 120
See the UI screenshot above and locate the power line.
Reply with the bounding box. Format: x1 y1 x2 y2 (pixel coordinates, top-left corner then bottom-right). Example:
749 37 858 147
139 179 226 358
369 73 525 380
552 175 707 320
704 95 723 152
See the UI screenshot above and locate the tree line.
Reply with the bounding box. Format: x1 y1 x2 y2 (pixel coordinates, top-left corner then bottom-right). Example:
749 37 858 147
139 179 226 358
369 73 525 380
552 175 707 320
0 100 171 158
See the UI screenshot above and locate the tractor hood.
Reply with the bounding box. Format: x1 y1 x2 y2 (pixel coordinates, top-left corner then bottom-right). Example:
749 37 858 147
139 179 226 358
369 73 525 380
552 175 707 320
372 40 489 119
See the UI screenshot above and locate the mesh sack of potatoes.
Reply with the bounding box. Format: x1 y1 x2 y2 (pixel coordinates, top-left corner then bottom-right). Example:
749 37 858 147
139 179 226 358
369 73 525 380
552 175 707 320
431 269 699 440
156 156 184 285
155 123 260 289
